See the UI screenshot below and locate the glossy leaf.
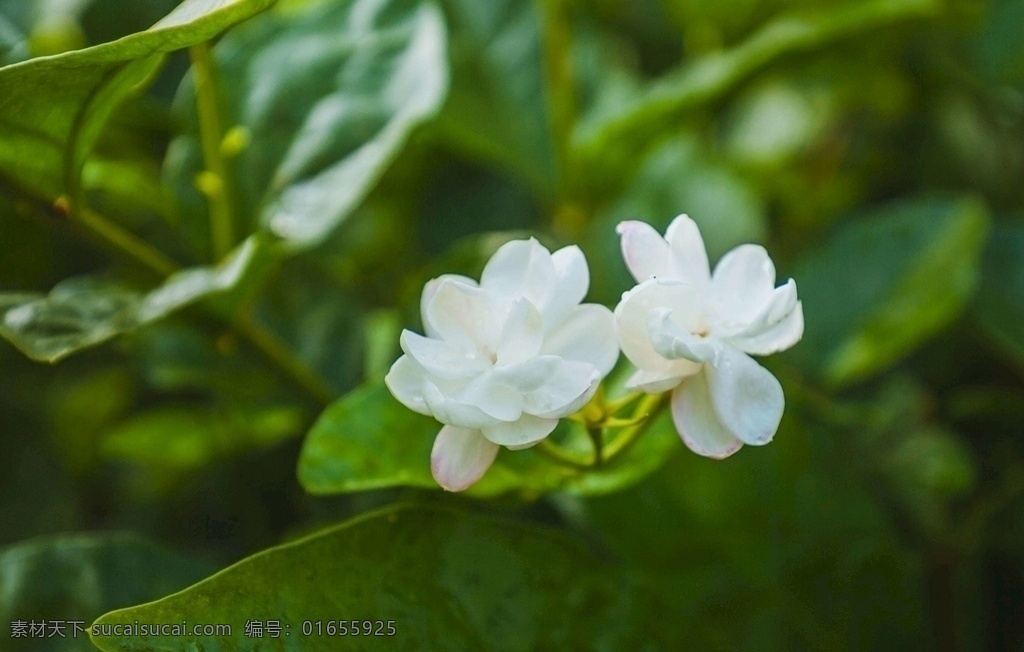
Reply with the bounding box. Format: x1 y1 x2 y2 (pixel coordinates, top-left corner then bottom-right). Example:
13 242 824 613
90 504 662 651
298 382 678 498
973 220 1024 369
788 196 990 386
0 534 214 652
0 236 268 362
0 0 275 201
165 0 449 250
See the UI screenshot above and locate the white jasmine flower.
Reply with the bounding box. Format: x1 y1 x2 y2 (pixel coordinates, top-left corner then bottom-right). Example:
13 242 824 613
614 215 803 458
386 238 618 491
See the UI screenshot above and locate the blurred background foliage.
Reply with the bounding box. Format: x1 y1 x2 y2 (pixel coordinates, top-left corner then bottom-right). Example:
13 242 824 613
1 0 1023 649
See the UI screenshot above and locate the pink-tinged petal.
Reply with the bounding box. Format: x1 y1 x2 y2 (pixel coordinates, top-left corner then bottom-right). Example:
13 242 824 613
729 300 804 356
616 221 674 282
711 244 776 329
431 426 499 492
543 245 590 328
705 345 784 446
614 279 704 377
423 380 502 429
671 375 744 459
399 330 485 380
482 414 559 447
625 368 690 393
542 304 619 377
522 360 599 418
426 279 502 355
665 214 711 288
480 238 557 307
496 298 544 366
492 355 562 393
421 274 477 339
384 355 432 415
647 307 720 364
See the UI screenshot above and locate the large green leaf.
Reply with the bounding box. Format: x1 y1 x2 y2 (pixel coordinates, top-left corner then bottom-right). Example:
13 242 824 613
0 534 214 652
298 381 678 498
575 0 940 168
0 0 275 201
973 220 1024 369
165 0 449 250
0 236 268 362
787 196 990 386
90 504 663 650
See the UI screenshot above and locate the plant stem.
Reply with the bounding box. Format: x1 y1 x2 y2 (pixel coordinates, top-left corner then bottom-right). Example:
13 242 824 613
540 0 578 203
190 41 235 261
74 204 180 277
536 439 592 470
232 315 335 407
588 425 603 467
604 392 669 461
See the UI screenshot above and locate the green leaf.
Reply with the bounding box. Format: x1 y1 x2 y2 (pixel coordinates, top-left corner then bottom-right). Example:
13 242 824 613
575 0 940 165
435 0 554 194
298 382 679 498
165 0 449 250
0 533 214 652
0 0 275 201
0 236 268 362
101 405 305 473
788 196 990 386
973 220 1024 369
90 504 661 650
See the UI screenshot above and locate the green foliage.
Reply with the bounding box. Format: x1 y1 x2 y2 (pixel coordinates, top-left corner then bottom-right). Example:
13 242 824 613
974 220 1024 369
90 505 660 651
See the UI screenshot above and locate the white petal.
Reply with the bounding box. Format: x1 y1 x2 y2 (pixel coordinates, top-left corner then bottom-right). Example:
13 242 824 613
384 355 431 415
522 359 600 418
421 274 477 339
482 414 558 447
665 214 711 288
705 345 784 446
400 330 484 380
492 355 562 393
480 238 556 307
729 300 804 355
711 244 776 330
423 380 502 429
671 375 743 459
496 298 544 366
426 279 502 355
614 279 704 378
625 368 690 393
647 307 720 364
431 426 499 492
543 245 590 328
616 221 674 282
450 374 524 422
542 304 619 377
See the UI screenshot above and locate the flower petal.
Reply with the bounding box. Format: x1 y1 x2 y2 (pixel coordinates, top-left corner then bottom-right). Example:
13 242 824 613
431 426 499 492
426 278 502 355
421 274 477 339
543 245 590 328
542 304 619 377
480 238 556 307
482 413 559 447
705 345 784 446
384 355 431 415
711 244 776 330
625 368 690 393
671 375 743 459
616 220 674 282
400 330 484 380
492 355 562 393
522 359 600 418
496 297 544 366
423 380 502 429
647 307 720 364
665 214 711 288
614 279 704 378
729 300 804 355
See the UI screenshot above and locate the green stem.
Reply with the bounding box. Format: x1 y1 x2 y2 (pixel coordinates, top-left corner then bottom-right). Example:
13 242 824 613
588 425 603 467
604 392 669 461
190 42 235 261
539 0 578 203
536 439 592 470
74 205 180 277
